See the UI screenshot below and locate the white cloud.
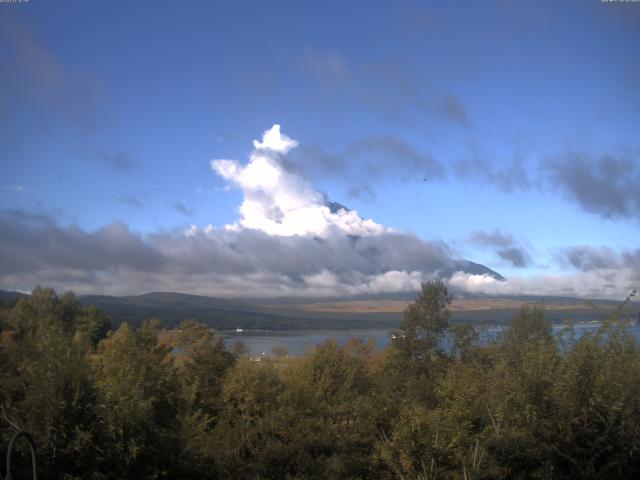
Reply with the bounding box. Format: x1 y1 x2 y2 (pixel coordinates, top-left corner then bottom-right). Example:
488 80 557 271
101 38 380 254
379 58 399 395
4 124 635 300
449 269 638 300
252 124 298 152
211 124 387 237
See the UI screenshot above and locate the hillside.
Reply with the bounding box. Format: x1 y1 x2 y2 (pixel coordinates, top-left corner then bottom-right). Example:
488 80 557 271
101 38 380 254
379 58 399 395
76 291 398 330
3 289 633 330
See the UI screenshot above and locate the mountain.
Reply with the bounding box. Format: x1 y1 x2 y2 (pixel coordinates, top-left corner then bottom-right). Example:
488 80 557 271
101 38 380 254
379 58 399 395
77 291 396 330
0 289 27 307
78 291 285 329
323 199 506 282
3 288 629 330
326 201 350 213
448 260 506 281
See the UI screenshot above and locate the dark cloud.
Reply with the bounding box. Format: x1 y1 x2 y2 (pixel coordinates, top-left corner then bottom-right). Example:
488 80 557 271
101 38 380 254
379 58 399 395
361 60 472 128
284 135 444 199
0 209 461 297
496 247 528 269
455 148 640 222
544 152 640 220
348 135 445 181
553 246 640 286
173 202 193 216
347 184 376 201
621 249 640 270
121 195 143 209
469 229 531 268
0 211 165 278
469 230 514 249
555 245 620 272
286 145 347 178
99 151 138 173
2 209 635 299
0 15 105 133
454 150 534 193
433 95 471 128
301 51 471 128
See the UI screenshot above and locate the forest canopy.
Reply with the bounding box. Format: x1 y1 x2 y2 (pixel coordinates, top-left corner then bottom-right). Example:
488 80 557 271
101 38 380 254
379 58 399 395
1 282 639 479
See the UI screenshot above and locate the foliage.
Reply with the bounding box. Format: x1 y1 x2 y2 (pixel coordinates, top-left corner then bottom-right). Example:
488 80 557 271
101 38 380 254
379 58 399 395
1 284 640 479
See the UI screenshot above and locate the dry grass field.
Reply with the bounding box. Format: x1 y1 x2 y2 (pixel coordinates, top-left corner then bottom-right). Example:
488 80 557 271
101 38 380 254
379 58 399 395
260 298 609 315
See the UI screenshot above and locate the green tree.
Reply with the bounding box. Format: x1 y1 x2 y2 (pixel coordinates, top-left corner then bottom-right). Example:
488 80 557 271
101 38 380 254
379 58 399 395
382 280 452 408
75 304 112 347
287 340 381 479
393 280 452 360
92 320 181 479
449 323 479 362
213 358 289 479
170 320 235 477
0 288 101 478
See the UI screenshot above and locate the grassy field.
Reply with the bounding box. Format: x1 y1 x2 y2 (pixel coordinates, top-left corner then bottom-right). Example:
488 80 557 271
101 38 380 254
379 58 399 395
260 297 625 326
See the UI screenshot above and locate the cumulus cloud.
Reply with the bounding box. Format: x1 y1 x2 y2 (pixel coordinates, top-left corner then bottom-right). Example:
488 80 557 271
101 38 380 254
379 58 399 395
449 267 639 301
0 208 452 297
0 126 476 297
469 229 531 268
211 125 387 237
449 267 640 300
448 244 640 299
2 124 636 300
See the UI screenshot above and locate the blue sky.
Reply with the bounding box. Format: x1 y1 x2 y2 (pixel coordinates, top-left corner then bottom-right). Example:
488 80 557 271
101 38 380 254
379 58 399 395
1 1 639 298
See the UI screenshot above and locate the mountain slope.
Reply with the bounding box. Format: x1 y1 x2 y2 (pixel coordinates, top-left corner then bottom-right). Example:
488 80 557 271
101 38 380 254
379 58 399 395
77 291 396 330
448 260 506 281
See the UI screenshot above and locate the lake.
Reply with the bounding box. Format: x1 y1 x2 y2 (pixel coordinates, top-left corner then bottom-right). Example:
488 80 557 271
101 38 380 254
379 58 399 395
221 322 640 358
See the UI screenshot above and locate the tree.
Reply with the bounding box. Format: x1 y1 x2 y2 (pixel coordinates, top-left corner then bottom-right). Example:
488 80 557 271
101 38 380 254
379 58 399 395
172 320 235 415
393 280 452 361
505 305 553 350
92 320 181 478
449 323 479 362
383 280 452 407
75 304 112 347
213 359 288 479
0 288 101 477
286 340 381 478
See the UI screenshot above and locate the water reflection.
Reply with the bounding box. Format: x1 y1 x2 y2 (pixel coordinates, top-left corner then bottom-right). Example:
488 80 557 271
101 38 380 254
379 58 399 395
221 322 640 358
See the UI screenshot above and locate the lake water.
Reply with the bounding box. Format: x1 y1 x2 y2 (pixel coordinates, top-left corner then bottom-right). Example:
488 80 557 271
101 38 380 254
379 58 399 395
221 322 640 358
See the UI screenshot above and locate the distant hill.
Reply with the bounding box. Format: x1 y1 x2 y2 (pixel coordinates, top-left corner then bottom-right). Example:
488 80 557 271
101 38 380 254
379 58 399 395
78 291 285 329
3 288 633 330
77 291 397 330
0 289 26 308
